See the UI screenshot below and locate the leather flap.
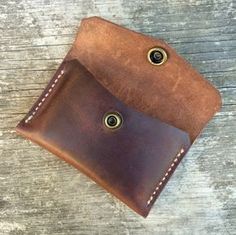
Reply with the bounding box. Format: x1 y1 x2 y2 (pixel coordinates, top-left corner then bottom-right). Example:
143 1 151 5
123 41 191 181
71 17 222 142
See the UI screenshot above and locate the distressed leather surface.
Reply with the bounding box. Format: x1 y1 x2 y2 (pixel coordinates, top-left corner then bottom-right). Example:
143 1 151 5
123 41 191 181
16 17 221 217
73 17 222 141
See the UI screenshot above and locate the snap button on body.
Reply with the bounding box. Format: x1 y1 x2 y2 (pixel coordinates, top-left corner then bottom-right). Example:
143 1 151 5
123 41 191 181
104 112 123 130
147 47 168 65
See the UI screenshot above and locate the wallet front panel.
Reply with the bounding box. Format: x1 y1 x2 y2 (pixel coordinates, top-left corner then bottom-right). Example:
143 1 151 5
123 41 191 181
16 59 191 217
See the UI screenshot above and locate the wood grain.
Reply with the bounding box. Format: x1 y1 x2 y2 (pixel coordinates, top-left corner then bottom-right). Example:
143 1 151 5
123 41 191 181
0 0 235 234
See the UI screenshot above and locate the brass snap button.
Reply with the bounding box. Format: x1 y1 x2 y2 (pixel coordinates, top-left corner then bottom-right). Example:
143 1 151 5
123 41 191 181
103 112 123 130
147 47 167 65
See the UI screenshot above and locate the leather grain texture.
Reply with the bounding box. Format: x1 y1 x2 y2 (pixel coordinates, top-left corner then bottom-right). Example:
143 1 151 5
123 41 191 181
16 17 221 217
73 17 222 141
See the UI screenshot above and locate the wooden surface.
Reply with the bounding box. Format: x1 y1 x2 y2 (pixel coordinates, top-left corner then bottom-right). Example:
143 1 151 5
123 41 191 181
0 0 235 234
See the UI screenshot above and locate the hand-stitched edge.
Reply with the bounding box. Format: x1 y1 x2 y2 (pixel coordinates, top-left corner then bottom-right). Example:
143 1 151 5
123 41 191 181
24 68 65 123
147 147 185 206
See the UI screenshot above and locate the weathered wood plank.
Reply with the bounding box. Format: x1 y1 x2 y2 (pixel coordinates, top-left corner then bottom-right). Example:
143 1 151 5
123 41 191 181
0 0 235 234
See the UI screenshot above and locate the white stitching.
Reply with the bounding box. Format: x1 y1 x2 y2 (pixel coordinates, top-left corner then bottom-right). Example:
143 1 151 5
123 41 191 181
147 147 185 206
24 68 65 123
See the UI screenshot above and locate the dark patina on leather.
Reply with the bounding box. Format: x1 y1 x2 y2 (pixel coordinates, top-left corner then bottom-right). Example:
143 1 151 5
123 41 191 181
16 17 221 217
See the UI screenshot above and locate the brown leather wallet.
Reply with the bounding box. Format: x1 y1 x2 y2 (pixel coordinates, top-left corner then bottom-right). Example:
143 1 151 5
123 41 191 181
16 17 221 217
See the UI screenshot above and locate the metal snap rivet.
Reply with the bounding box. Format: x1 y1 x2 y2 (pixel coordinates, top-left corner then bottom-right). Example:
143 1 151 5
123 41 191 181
103 112 123 130
147 47 168 65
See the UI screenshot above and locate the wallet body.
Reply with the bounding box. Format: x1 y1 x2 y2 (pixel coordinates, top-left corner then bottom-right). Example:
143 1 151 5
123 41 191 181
16 17 221 217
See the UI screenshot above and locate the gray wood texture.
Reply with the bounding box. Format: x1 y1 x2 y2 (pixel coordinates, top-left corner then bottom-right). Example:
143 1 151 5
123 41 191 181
0 0 235 234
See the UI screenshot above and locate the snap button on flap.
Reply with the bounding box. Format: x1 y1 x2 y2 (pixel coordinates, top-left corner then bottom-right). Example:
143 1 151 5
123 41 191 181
103 112 123 130
148 47 167 65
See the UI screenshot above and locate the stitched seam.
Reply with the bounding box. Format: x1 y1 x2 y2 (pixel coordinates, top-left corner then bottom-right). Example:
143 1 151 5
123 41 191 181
147 147 185 206
24 68 65 123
